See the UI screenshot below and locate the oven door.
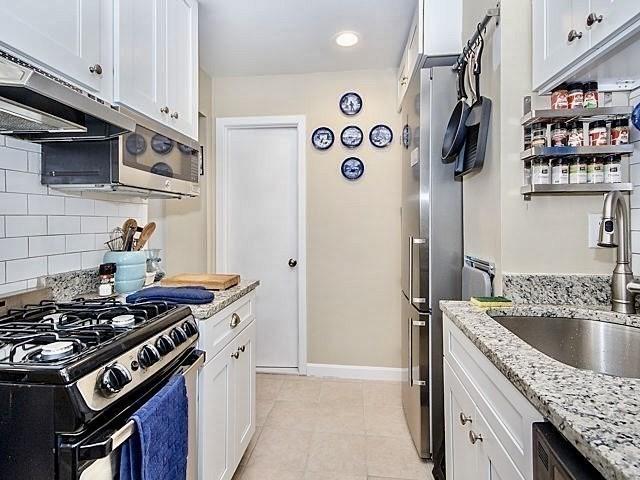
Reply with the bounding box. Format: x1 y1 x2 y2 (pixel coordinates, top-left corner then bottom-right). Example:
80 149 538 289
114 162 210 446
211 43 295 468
58 349 204 480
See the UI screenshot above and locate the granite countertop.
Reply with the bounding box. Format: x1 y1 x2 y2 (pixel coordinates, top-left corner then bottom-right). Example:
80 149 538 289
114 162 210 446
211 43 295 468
188 280 259 319
440 301 640 480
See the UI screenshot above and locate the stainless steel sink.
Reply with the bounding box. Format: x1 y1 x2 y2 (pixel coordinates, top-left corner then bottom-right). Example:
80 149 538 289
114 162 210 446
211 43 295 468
491 315 640 378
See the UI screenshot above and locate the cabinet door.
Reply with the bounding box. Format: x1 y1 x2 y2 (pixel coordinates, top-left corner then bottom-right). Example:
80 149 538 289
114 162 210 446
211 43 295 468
232 321 257 469
588 0 640 47
474 410 526 480
199 340 236 480
114 0 167 123
532 0 591 90
0 0 104 92
165 0 198 139
444 360 478 480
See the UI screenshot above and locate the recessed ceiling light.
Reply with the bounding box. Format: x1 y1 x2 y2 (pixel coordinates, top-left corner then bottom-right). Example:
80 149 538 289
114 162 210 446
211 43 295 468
336 32 359 47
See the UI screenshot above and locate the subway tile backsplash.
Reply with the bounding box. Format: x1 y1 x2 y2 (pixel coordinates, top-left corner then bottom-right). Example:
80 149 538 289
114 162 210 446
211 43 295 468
0 135 148 296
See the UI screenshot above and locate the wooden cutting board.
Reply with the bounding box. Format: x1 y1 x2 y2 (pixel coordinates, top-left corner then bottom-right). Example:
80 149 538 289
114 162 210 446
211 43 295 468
161 273 240 290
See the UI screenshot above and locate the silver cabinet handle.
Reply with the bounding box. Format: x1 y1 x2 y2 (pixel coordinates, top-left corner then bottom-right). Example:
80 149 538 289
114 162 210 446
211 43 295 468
459 412 473 425
238 345 246 353
400 76 408 86
568 29 583 42
587 12 603 26
160 106 170 114
288 258 297 268
230 313 241 328
408 317 427 387
408 236 427 305
231 351 240 359
89 64 103 75
171 111 179 119
469 431 483 444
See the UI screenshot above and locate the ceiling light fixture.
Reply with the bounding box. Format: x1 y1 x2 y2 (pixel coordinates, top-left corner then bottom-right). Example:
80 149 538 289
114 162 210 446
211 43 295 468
335 32 359 47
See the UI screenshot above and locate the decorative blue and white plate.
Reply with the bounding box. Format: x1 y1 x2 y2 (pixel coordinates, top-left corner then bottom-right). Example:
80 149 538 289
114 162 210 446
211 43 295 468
341 126 363 148
402 125 411 149
312 127 334 150
340 92 363 116
369 125 393 148
341 157 364 180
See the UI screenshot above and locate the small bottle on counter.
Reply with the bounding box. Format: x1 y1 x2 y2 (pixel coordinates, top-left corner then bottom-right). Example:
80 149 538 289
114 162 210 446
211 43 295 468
98 263 117 297
552 158 569 184
587 157 604 184
566 121 584 147
532 158 551 184
550 122 568 146
589 120 609 146
567 82 584 109
604 155 622 183
583 81 599 108
523 126 532 150
610 118 630 145
551 84 569 110
523 160 532 185
569 157 588 184
531 122 547 147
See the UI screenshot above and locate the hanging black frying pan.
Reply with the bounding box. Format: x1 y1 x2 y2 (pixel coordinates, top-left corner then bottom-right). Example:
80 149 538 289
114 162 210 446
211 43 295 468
441 56 471 163
455 24 492 178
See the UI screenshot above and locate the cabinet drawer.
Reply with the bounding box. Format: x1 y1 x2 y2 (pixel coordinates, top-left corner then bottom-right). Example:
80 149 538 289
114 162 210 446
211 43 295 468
198 293 255 359
443 315 543 480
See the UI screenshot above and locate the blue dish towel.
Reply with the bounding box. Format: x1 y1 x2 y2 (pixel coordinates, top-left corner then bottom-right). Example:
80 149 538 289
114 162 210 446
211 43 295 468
126 286 214 304
119 375 188 480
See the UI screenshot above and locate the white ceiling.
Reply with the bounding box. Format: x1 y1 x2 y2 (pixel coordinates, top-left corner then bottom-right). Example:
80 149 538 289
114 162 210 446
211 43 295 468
198 0 416 77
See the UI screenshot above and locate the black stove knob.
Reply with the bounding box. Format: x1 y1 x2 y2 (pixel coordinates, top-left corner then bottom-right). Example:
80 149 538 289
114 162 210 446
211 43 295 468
138 344 161 369
170 326 188 345
98 364 132 396
182 319 198 337
155 335 176 355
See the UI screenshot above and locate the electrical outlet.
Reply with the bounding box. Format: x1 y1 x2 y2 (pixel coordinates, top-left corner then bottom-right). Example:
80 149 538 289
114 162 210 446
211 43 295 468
588 214 602 248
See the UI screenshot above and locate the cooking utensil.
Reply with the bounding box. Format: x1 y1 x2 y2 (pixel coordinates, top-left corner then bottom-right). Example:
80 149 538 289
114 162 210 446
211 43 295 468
441 56 471 163
122 219 138 251
456 24 492 178
161 273 240 290
105 227 125 251
134 222 156 251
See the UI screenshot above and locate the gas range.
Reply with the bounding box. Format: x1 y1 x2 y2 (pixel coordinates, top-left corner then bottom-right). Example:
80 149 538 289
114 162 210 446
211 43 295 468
0 287 202 480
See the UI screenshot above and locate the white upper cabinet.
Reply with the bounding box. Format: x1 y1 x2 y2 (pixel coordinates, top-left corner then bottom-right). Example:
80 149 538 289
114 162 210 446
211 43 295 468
165 0 198 139
533 0 640 92
114 0 166 124
114 0 198 140
0 0 106 93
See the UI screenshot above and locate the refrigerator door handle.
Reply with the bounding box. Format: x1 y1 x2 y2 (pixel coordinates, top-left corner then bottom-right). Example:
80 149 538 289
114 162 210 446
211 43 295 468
409 317 427 387
409 236 427 305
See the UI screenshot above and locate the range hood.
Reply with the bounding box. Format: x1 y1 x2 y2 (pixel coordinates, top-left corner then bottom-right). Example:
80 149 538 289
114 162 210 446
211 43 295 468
0 55 135 142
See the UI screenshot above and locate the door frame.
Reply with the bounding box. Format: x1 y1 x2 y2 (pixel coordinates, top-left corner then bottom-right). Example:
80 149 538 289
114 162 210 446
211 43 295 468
215 115 307 375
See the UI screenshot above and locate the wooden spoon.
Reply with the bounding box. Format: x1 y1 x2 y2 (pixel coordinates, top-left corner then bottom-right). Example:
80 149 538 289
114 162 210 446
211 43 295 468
122 219 138 251
135 222 156 251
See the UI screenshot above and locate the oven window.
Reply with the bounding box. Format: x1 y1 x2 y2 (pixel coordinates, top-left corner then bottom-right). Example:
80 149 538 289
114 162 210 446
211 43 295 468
122 126 199 183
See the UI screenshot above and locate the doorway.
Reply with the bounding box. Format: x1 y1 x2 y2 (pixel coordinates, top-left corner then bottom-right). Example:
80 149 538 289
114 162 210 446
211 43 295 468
216 116 307 373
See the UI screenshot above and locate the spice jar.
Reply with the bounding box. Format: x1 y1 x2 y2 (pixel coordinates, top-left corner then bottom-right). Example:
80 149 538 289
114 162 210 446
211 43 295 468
587 157 604 184
531 122 547 147
552 158 569 184
551 122 568 146
532 158 551 184
610 118 630 145
567 82 584 109
589 120 608 146
604 155 622 183
583 81 599 109
569 157 588 184
567 121 584 147
523 161 532 185
98 262 116 297
523 127 532 150
551 84 569 110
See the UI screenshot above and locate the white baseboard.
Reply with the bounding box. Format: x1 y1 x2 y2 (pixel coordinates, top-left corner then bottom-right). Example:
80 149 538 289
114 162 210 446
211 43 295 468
256 366 301 375
306 363 403 382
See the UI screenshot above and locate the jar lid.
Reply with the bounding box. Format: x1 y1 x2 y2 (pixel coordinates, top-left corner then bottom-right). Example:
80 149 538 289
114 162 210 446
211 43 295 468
604 155 618 163
566 121 581 129
612 118 629 127
552 122 566 129
590 120 607 128
552 83 568 92
531 122 546 130
99 262 117 275
566 82 583 91
584 81 598 91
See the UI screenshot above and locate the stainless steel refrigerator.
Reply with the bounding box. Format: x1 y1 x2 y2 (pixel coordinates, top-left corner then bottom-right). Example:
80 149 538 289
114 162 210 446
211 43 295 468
401 67 462 471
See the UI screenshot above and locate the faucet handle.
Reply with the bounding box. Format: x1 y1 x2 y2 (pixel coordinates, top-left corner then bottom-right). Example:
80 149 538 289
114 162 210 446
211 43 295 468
627 281 640 294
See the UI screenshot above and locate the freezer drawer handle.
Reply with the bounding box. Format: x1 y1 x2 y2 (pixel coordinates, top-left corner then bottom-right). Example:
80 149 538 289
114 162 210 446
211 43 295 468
408 317 427 387
408 236 427 305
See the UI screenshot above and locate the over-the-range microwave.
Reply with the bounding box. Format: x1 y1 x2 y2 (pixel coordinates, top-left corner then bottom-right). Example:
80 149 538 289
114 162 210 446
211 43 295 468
42 108 201 198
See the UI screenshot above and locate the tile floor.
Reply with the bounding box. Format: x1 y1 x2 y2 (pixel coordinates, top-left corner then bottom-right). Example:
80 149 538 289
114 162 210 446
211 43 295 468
232 374 435 480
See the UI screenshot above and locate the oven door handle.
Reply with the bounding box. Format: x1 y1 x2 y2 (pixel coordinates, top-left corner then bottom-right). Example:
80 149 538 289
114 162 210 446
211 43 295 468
77 349 205 461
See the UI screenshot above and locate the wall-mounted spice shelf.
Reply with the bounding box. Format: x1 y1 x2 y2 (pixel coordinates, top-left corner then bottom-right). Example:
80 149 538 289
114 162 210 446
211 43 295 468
520 145 634 161
521 106 632 127
521 182 633 197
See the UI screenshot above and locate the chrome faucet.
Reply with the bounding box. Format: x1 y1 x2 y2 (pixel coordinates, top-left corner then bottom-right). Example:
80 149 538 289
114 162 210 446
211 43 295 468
598 191 640 314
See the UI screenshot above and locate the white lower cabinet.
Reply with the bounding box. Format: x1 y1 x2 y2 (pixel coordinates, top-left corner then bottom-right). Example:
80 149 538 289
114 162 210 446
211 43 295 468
198 293 257 480
443 314 543 480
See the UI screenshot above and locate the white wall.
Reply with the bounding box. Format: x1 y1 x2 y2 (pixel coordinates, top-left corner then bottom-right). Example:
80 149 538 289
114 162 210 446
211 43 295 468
0 136 149 295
